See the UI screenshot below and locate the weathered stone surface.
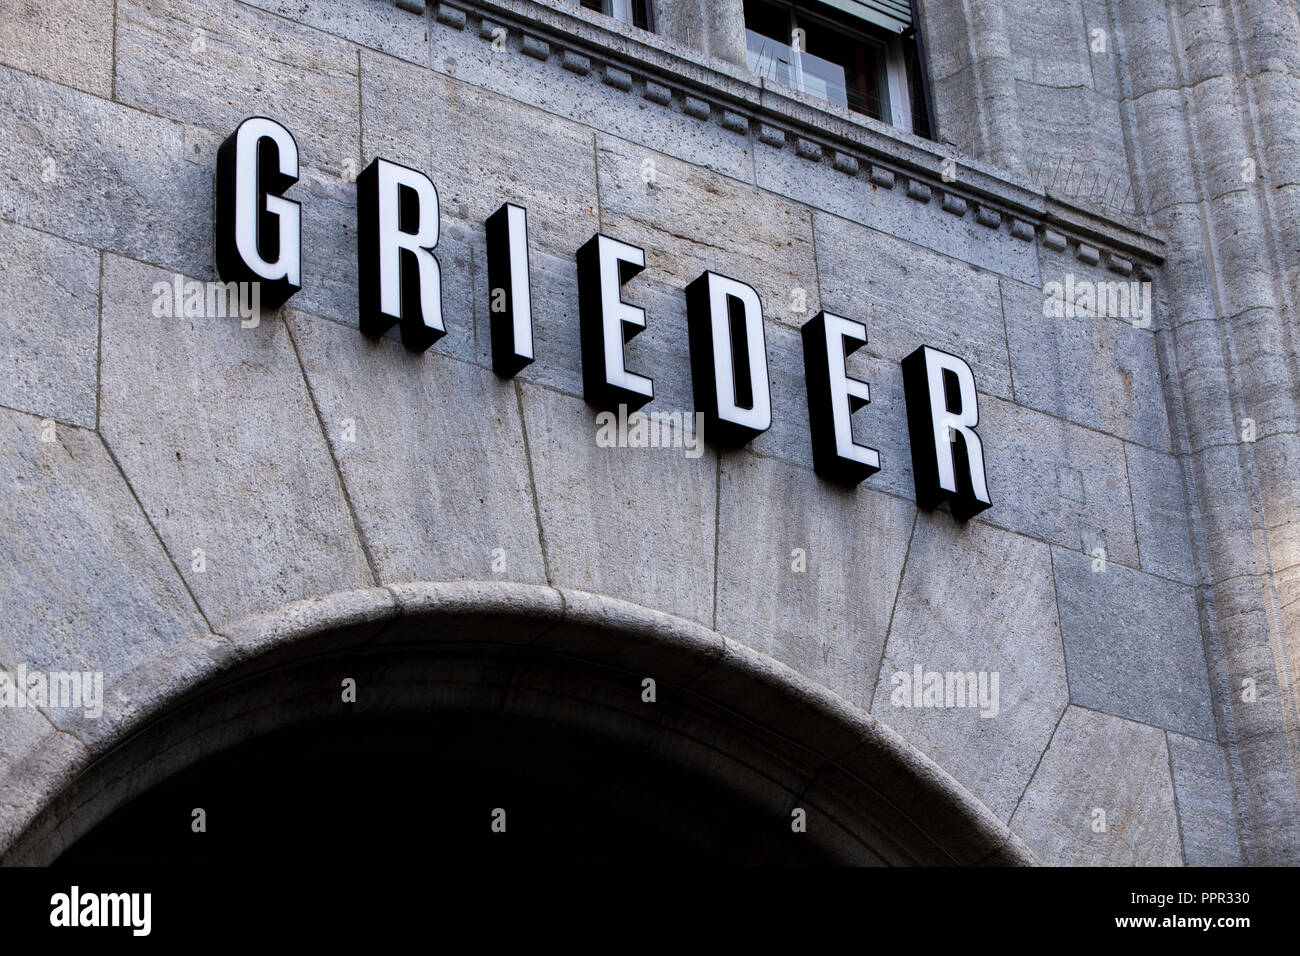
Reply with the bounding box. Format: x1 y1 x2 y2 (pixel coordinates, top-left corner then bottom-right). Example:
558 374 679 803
1130 91 1202 217
1125 443 1197 585
915 0 972 83
872 513 1068 822
537 587 724 691
1167 318 1242 452
1189 444 1263 583
1225 309 1300 440
716 452 913 708
1110 1 1177 96
815 211 1014 401
643 80 670 104
361 48 600 257
0 0 114 96
517 383 716 626
1233 729 1300 864
417 10 752 181
1016 83 1132 214
977 395 1139 567
435 4 467 30
0 66 209 276
760 145 1040 285
225 586 397 663
603 66 632 91
287 310 547 586
0 222 100 428
1202 580 1274 742
0 704 88 856
1010 0 1091 90
747 320 918 504
597 134 820 329
0 405 209 726
1166 732 1243 866
237 0 427 64
1011 705 1183 865
1053 548 1215 739
97 255 372 630
653 0 748 67
115 0 362 179
1001 276 1172 451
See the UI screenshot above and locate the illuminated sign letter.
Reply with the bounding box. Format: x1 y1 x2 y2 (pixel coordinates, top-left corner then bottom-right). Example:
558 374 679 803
357 157 444 352
685 271 772 445
486 202 535 377
215 116 301 307
576 234 653 411
801 311 880 484
902 345 992 520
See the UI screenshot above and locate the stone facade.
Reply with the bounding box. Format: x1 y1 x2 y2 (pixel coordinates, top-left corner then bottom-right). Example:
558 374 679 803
0 0 1295 864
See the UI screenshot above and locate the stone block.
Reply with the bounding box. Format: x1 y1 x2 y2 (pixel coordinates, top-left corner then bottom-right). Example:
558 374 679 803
286 310 546 585
115 0 361 178
1053 548 1215 739
758 144 1039 284
97 255 372 631
0 0 113 96
516 383 717 626
1011 705 1182 865
977 395 1139 566
0 66 209 277
0 405 209 732
1002 276 1172 451
814 211 1014 401
1167 732 1244 865
597 134 820 329
237 0 427 64
716 453 914 708
871 513 1068 822
0 222 100 428
1126 443 1197 585
361 49 600 259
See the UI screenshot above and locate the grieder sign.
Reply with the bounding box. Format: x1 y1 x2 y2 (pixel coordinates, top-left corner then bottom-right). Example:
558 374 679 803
214 117 993 520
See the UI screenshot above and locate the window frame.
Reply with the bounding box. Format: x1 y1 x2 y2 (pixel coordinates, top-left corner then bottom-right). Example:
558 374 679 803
574 0 653 32
744 0 921 135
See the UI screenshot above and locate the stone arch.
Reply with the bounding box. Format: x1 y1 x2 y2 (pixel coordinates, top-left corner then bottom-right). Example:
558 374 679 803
1 582 1036 865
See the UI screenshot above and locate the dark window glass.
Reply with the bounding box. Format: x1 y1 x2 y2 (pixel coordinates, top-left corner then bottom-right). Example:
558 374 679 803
578 0 651 31
744 0 790 44
799 14 884 118
743 0 904 127
904 32 932 140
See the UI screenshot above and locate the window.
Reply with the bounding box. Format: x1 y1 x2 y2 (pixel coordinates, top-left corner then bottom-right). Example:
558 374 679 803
744 0 931 138
573 0 653 31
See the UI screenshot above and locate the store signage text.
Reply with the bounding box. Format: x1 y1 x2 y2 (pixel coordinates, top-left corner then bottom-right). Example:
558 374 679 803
214 117 992 519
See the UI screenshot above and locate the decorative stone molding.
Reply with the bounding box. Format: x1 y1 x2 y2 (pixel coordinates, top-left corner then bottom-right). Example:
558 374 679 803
415 0 1166 273
561 50 591 75
435 3 467 29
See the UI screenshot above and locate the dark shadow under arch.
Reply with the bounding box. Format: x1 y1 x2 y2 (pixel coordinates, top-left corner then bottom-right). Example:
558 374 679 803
3 583 1037 866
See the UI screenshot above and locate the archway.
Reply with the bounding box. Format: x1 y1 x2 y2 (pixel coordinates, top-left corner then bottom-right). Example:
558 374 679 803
3 583 1036 865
